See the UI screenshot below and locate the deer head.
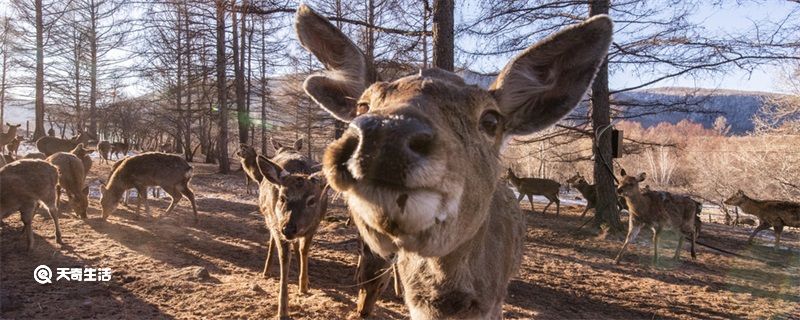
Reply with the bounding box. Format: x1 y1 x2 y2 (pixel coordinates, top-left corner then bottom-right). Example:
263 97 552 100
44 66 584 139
236 143 258 160
723 189 748 206
256 155 327 240
566 172 587 186
271 137 304 154
617 169 646 197
70 143 95 157
296 5 612 257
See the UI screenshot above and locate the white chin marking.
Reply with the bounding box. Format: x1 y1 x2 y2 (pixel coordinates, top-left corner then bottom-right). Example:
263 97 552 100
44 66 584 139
400 191 442 234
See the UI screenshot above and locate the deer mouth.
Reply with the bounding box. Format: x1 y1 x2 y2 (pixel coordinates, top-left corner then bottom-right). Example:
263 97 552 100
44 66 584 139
324 129 463 241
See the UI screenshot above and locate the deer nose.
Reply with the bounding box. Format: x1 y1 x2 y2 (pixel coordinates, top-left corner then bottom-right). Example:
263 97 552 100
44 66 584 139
344 114 435 184
282 223 297 239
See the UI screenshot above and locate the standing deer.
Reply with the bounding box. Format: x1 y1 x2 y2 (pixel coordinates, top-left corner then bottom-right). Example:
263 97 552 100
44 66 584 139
236 143 263 195
97 140 111 164
506 168 561 215
0 159 63 250
724 190 800 250
0 123 21 154
110 142 130 159
566 172 628 218
6 136 21 156
295 5 611 318
100 152 198 222
69 143 95 175
36 132 92 156
614 170 702 264
255 139 329 318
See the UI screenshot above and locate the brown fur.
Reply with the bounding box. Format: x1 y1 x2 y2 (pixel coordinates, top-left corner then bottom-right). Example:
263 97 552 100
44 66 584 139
69 143 94 175
295 5 612 319
507 168 561 215
47 152 89 219
23 152 47 160
110 142 130 159
256 143 328 318
724 190 800 249
614 170 702 264
236 143 263 195
0 159 63 250
97 140 111 164
36 132 92 156
100 152 198 222
6 135 21 156
0 123 20 153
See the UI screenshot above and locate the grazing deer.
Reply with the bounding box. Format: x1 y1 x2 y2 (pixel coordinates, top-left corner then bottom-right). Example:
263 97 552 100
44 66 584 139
236 143 263 195
36 131 92 156
100 152 198 222
47 152 89 219
295 5 611 318
614 170 702 264
355 240 403 318
110 142 130 159
506 168 561 215
0 159 63 250
724 190 800 250
6 135 21 156
97 140 111 164
0 123 21 154
256 139 329 318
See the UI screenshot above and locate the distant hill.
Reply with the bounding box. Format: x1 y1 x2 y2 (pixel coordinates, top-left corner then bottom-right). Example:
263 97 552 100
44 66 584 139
458 70 783 135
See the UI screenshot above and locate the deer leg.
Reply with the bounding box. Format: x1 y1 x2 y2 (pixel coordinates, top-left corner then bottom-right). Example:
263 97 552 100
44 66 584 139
529 195 538 213
555 198 560 216
674 235 684 261
580 206 590 219
263 233 275 277
614 220 643 264
20 204 35 251
180 182 199 223
516 193 524 204
773 225 784 250
136 186 149 217
276 237 291 318
393 263 402 296
746 222 770 244
652 226 662 265
691 228 698 260
162 186 183 217
299 236 311 294
43 190 63 245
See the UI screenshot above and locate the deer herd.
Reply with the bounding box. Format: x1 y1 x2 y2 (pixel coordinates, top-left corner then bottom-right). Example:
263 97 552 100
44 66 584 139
1 5 799 319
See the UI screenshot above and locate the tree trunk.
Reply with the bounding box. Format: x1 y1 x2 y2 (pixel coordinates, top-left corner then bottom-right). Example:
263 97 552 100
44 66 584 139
88 0 98 137
33 0 46 139
216 0 230 173
589 0 624 234
259 12 267 154
184 2 193 162
232 0 248 144
175 6 185 154
431 0 454 72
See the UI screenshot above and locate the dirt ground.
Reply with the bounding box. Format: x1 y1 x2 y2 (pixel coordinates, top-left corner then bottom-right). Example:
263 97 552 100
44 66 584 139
2 160 799 319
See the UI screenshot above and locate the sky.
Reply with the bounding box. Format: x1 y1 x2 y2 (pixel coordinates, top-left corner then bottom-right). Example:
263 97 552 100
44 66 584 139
608 1 798 93
1 0 798 98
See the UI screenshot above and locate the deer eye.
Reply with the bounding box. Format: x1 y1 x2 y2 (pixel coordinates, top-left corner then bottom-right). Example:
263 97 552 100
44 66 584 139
479 110 503 136
356 102 370 116
306 196 316 207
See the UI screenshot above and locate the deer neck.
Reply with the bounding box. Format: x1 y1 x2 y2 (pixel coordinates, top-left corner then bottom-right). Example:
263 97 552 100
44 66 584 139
508 173 522 187
737 195 762 213
576 181 593 195
622 190 650 216
397 185 521 319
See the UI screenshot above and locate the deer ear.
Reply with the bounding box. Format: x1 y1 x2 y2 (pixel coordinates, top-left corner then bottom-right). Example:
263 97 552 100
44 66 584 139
270 138 283 151
293 138 304 151
490 15 612 136
257 155 286 185
296 4 368 122
637 172 646 182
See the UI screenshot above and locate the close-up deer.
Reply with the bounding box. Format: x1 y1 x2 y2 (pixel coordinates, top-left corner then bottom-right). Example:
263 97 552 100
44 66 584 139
507 168 561 215
255 138 329 318
724 190 800 249
614 170 702 265
295 4 611 318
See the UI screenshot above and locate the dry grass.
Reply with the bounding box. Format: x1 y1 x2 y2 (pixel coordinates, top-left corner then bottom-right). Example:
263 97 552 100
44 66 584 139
1 162 799 319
